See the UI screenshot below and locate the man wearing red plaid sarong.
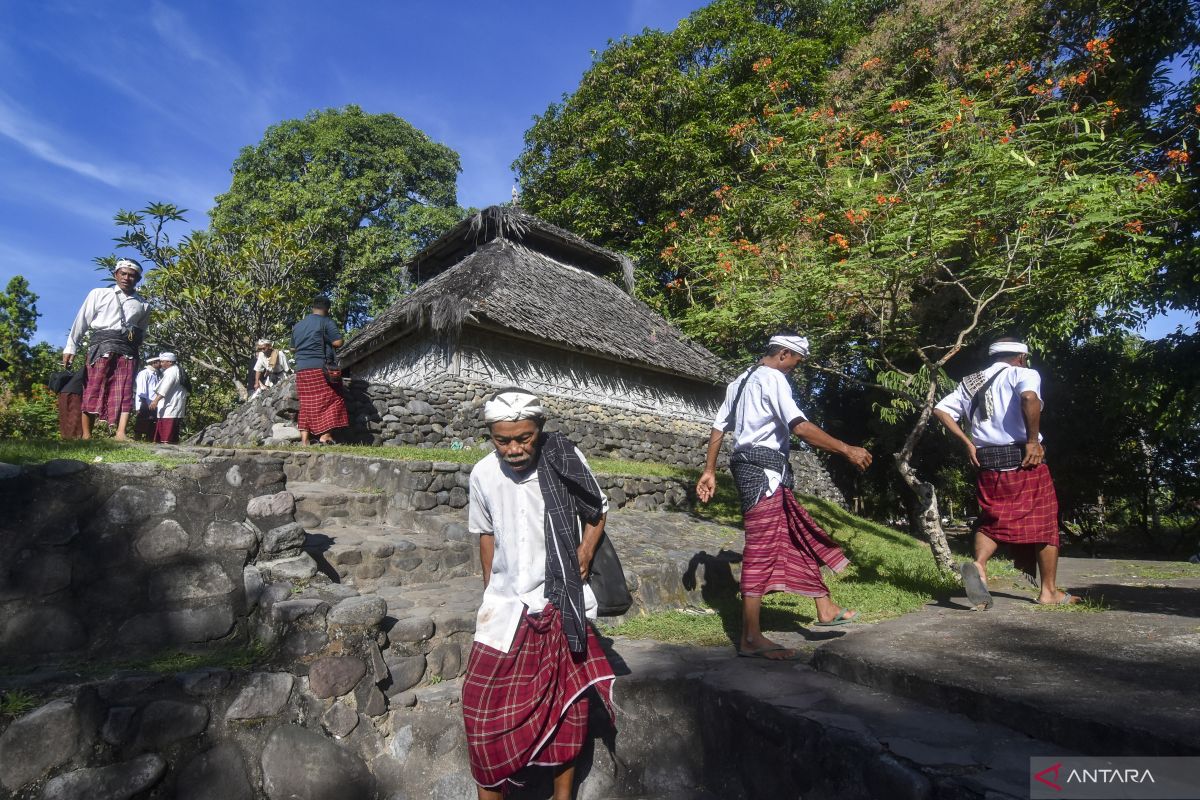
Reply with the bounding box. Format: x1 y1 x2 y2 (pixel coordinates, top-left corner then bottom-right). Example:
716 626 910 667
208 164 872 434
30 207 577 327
463 388 615 799
290 295 347 445
696 332 872 661
61 259 151 440
933 338 1079 607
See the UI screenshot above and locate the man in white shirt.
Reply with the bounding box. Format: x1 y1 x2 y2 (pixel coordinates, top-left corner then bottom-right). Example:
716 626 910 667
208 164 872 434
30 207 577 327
61 258 152 440
133 356 162 440
933 338 1077 607
252 339 291 396
149 352 188 444
462 389 615 800
697 332 872 661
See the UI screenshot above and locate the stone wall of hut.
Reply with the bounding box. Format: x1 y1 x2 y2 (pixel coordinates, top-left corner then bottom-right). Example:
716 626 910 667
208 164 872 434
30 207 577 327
192 374 846 507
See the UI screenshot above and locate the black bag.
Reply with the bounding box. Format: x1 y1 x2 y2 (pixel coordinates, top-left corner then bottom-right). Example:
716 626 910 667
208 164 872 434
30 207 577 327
47 370 75 393
589 533 633 616
322 341 342 386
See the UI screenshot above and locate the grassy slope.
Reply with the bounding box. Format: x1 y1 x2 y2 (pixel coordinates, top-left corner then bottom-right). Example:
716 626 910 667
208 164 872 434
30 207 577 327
0 439 195 466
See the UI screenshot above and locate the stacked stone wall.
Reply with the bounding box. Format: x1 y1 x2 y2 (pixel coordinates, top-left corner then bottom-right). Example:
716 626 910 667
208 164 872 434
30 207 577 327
193 375 845 506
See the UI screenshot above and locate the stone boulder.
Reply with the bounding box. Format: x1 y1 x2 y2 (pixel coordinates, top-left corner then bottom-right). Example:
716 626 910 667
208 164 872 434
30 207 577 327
0 700 82 791
41 754 166 800
176 743 253 800
261 724 374 800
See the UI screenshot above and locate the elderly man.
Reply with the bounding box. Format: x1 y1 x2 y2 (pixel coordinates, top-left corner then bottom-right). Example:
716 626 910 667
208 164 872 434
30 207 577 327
149 352 187 444
62 258 151 439
290 296 347 445
133 356 162 441
462 388 616 800
697 332 872 660
933 338 1077 607
252 339 291 396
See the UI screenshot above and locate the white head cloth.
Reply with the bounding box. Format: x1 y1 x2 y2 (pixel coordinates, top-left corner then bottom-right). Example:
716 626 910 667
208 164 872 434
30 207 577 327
483 390 544 424
157 352 177 363
256 339 271 348
988 341 1029 356
114 257 143 276
768 334 810 357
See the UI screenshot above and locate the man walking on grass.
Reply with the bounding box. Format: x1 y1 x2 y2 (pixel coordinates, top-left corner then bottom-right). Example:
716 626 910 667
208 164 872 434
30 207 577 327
62 258 151 440
462 388 615 800
932 337 1078 608
696 331 872 661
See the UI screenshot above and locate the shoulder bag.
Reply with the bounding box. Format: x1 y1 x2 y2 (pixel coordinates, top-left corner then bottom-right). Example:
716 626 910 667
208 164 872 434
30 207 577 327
589 532 633 617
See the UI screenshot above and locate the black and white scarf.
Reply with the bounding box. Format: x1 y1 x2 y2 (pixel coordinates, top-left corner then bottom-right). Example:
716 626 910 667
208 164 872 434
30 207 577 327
536 432 605 654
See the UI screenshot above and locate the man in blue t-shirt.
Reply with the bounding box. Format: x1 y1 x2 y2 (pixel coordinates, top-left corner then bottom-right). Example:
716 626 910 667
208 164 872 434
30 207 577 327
290 296 347 445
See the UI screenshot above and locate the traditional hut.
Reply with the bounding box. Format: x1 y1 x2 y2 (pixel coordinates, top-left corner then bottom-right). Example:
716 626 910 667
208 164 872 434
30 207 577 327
338 206 727 424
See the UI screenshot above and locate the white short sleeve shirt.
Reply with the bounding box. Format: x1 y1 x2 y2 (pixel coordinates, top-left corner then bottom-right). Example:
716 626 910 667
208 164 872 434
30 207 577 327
468 449 606 653
711 366 808 452
935 362 1044 447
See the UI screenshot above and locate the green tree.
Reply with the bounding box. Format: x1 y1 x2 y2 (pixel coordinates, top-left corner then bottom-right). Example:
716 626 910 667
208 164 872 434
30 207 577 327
0 276 41 392
666 0 1184 568
211 105 466 327
514 0 889 305
141 224 323 401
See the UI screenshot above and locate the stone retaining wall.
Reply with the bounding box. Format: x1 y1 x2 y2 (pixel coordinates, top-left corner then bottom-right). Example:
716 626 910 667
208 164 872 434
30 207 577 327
192 375 846 506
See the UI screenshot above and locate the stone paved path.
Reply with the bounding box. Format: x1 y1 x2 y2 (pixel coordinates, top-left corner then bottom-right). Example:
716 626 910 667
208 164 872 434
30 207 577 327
809 557 1200 757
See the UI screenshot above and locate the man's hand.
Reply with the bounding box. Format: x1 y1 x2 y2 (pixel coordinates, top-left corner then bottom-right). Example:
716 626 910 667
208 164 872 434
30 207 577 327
842 446 873 472
62 353 73 368
696 469 717 503
966 442 980 469
576 540 597 580
1022 441 1045 468
149 398 159 412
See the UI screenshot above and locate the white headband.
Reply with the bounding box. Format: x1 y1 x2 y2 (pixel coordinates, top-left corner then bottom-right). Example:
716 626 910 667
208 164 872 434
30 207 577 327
483 390 544 424
114 258 143 276
157 352 177 363
988 342 1029 356
769 334 810 357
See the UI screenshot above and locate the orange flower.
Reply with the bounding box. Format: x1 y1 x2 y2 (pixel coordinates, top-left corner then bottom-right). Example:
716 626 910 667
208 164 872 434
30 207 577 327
937 119 955 132
1124 220 1144 235
751 57 773 72
861 57 883 70
959 96 975 108
913 48 932 62
1167 149 1190 165
859 131 884 149
828 233 850 250
888 99 911 113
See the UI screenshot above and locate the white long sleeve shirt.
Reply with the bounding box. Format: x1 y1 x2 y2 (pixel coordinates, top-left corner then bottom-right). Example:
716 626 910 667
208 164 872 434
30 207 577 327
468 449 607 653
253 349 291 383
135 367 160 411
154 364 188 419
64 286 151 356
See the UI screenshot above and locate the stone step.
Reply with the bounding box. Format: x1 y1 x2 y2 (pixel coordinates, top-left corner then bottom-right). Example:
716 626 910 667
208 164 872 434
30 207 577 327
303 523 479 590
372 576 482 694
289 481 387 528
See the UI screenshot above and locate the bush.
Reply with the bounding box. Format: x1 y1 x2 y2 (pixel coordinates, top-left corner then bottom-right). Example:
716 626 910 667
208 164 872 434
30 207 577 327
0 386 59 440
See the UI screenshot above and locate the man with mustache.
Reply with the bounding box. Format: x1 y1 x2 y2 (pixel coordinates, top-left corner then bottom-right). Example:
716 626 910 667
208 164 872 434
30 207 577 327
62 258 152 440
461 388 615 800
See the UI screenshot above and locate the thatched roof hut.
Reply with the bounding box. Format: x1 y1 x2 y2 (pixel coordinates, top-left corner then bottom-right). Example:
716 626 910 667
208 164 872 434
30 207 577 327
340 206 728 421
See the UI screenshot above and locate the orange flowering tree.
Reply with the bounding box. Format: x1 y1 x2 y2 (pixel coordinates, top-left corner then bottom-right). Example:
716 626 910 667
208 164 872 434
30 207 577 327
665 34 1187 568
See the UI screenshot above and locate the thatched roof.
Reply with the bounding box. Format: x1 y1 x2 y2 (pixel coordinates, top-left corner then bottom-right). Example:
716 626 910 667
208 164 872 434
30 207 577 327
339 209 728 384
411 206 636 292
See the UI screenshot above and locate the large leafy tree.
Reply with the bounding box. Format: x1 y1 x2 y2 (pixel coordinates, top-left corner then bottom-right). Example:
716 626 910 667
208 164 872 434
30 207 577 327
514 0 889 303
665 0 1188 568
0 276 41 391
211 105 466 326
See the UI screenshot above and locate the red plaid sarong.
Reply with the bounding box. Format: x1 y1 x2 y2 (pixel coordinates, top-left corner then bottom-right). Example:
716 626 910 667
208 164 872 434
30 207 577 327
976 463 1059 546
80 355 135 423
153 417 182 444
295 368 348 436
57 393 83 440
741 488 849 597
462 603 615 789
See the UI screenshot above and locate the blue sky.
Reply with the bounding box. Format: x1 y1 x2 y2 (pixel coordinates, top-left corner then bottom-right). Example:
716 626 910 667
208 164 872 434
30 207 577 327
1 1 1195 347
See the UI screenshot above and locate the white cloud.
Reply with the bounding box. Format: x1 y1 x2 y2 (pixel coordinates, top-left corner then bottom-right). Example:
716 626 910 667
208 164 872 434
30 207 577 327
0 91 125 186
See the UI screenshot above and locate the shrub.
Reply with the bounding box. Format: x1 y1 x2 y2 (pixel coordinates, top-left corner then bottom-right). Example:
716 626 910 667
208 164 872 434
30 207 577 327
0 386 58 439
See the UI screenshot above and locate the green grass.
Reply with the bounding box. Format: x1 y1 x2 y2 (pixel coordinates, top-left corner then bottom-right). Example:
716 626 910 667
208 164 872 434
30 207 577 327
610 494 960 646
0 690 39 716
0 438 196 467
1030 595 1111 613
2 642 271 682
1108 562 1200 581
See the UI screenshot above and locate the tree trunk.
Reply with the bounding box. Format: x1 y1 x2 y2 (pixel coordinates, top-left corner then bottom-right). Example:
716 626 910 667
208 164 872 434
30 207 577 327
894 381 957 574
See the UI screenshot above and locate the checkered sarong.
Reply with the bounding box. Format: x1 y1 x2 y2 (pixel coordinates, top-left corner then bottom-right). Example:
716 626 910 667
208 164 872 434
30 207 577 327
730 446 793 513
976 463 1059 546
977 444 1023 471
295 368 348 436
80 355 135 423
462 603 614 789
741 487 849 597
